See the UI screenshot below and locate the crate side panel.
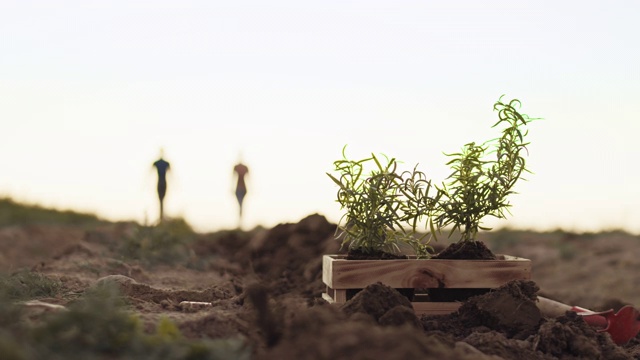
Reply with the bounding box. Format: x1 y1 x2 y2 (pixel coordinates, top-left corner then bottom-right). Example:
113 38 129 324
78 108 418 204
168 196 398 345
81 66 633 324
413 302 462 316
327 257 531 289
322 255 336 288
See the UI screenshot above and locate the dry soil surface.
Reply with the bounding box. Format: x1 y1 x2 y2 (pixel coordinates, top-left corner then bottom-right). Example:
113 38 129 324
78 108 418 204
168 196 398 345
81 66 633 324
2 215 640 359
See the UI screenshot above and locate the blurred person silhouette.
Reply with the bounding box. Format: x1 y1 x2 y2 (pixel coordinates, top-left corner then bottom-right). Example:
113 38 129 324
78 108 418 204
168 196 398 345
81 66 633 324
233 160 249 227
153 149 171 224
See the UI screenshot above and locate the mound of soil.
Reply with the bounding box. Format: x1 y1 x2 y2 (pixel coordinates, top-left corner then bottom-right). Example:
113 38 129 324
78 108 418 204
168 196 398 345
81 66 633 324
433 240 497 260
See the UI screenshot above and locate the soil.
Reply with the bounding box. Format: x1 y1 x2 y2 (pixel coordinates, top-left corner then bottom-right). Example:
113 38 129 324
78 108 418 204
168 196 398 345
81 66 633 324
2 215 640 359
346 248 409 260
433 240 497 260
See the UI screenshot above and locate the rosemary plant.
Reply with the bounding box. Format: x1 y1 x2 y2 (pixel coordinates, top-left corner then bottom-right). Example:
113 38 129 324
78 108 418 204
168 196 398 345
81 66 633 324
327 149 433 257
433 97 536 242
328 97 537 254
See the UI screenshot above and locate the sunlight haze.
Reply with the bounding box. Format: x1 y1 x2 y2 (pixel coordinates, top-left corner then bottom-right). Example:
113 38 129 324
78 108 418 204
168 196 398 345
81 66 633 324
1 1 639 233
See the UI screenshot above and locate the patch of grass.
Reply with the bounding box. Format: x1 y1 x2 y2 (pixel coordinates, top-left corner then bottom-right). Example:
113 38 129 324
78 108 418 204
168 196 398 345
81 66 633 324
0 271 63 301
0 282 251 359
0 197 104 228
32 283 138 356
119 218 196 266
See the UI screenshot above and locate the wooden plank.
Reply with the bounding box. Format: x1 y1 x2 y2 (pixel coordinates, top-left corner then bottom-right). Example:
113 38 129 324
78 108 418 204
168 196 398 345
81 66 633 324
322 293 335 304
322 292 462 316
334 289 347 303
327 254 527 261
322 254 335 288
412 301 462 316
325 286 347 303
323 254 531 289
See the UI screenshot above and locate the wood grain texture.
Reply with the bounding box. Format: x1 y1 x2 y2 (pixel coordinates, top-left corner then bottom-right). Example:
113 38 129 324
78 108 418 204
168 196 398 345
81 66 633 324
322 290 463 316
323 254 531 289
412 301 462 315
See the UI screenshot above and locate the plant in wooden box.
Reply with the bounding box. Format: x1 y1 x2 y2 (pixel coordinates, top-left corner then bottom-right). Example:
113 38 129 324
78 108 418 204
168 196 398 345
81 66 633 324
326 148 435 260
322 97 535 316
324 148 436 302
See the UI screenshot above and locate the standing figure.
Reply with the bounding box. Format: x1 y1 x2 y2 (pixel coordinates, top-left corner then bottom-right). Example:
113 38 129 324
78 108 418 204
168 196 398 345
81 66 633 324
153 152 171 224
233 162 249 226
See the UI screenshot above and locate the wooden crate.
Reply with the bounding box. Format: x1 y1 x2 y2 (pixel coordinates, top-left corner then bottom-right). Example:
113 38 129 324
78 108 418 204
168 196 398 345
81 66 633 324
322 254 531 316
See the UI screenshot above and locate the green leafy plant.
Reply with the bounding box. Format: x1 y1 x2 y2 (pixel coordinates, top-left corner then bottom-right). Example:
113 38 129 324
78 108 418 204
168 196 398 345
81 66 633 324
433 97 536 242
328 96 537 254
327 149 434 257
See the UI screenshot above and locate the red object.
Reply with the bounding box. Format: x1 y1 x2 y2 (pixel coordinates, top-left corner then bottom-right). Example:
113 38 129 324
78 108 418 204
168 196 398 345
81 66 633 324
571 305 640 345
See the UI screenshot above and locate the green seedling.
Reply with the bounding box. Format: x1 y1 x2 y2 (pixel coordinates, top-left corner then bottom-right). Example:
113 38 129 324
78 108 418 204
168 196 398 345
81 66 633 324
327 149 434 258
433 97 536 242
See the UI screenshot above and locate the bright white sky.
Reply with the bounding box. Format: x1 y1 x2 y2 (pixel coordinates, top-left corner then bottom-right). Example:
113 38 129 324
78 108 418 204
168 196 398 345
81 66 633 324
1 1 639 233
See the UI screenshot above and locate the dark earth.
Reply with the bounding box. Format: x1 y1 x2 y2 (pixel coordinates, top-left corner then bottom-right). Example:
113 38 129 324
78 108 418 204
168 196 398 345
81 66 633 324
2 211 640 359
